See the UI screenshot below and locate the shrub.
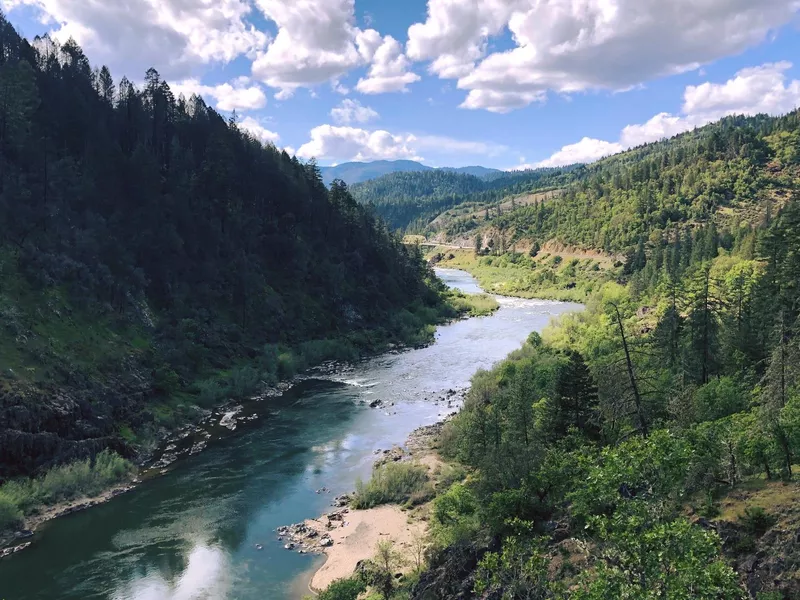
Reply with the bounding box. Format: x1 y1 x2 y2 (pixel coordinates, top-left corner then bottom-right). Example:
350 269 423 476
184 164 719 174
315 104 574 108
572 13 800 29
0 450 135 534
739 506 776 535
316 576 367 600
352 462 431 509
0 495 23 531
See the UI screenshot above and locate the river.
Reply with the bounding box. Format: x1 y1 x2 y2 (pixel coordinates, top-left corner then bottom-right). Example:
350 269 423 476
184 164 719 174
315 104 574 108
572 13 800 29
0 269 581 599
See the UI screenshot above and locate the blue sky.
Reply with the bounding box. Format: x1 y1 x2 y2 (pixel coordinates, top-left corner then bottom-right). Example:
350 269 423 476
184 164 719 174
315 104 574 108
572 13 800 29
3 0 800 169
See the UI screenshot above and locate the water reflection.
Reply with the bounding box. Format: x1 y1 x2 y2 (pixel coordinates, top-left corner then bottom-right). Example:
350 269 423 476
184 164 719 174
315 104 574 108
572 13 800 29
111 544 231 600
0 270 581 600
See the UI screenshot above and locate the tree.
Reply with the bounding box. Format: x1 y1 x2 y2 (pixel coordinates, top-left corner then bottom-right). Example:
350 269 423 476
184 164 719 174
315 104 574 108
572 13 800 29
372 539 404 599
551 351 601 440
474 233 483 256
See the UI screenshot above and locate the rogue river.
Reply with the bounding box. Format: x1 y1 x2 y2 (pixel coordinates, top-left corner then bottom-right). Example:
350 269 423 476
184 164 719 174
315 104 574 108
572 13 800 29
0 269 580 600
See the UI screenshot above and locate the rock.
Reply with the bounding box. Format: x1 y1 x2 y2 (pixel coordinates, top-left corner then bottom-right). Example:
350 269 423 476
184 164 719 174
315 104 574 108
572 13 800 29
284 543 295 550
14 530 33 539
320 537 333 547
369 399 383 408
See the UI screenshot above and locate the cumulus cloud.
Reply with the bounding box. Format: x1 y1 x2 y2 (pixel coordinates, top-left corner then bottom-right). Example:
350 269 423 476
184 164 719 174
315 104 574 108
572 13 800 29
532 138 625 168
297 125 421 162
407 0 800 112
239 117 280 144
330 99 379 124
683 61 800 119
532 61 800 167
296 125 507 163
251 0 417 97
2 0 269 79
356 35 420 94
170 77 267 112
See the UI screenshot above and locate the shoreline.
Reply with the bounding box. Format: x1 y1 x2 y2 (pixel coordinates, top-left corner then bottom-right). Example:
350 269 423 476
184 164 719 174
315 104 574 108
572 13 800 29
0 478 138 558
281 418 453 596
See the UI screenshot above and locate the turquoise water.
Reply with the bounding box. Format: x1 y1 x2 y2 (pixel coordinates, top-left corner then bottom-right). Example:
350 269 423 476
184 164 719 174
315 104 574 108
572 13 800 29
0 270 580 599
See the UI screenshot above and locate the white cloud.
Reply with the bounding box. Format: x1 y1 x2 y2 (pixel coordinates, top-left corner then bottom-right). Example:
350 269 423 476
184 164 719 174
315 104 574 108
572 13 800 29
297 125 422 162
683 61 800 119
533 138 624 168
2 0 269 79
533 61 800 166
239 117 280 144
407 0 800 112
356 35 420 94
251 0 417 97
296 124 508 163
330 99 379 124
170 77 267 112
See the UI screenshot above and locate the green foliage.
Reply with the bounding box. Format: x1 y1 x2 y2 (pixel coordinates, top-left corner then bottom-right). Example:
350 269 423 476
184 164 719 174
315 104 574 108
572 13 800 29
445 291 499 317
572 516 744 600
430 483 481 545
350 167 577 232
694 377 748 422
474 534 553 599
316 577 367 600
739 506 776 535
352 462 432 509
0 14 453 479
0 451 134 533
0 495 23 532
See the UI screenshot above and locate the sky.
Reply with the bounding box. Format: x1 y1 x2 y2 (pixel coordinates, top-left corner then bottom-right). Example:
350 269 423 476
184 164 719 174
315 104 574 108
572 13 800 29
2 0 800 169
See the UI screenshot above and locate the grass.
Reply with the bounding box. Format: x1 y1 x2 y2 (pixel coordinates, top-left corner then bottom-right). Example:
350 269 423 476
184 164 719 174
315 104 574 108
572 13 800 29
353 461 433 509
717 477 800 523
0 450 135 534
446 291 499 317
429 248 616 303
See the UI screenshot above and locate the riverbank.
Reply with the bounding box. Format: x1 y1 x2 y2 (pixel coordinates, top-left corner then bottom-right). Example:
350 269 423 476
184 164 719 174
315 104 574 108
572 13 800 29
427 246 619 302
282 417 454 596
0 289 491 554
0 269 582 599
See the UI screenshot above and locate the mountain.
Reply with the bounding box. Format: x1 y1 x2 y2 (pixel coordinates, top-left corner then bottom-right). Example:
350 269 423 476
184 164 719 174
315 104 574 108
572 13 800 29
320 160 502 186
441 165 503 178
0 15 452 483
349 166 580 231
321 160 433 185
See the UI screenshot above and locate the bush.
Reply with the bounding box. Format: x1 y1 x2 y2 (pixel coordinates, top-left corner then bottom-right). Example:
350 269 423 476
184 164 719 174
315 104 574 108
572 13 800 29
447 291 499 317
353 462 432 509
0 450 135 534
315 577 367 600
739 506 776 535
0 495 23 531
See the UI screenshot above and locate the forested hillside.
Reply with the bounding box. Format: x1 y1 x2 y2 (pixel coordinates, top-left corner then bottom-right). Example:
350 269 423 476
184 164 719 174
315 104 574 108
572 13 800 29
382 113 800 599
350 166 579 231
0 14 453 483
490 113 800 254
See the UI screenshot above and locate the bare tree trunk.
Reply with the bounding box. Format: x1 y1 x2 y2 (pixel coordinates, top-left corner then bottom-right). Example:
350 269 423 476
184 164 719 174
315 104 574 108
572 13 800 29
612 303 649 437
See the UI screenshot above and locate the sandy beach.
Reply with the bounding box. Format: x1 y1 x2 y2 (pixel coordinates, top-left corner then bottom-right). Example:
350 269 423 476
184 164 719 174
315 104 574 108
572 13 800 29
307 504 426 591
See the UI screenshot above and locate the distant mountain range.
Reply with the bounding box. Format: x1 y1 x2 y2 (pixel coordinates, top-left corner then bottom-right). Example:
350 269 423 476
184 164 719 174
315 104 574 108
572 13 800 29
320 160 502 186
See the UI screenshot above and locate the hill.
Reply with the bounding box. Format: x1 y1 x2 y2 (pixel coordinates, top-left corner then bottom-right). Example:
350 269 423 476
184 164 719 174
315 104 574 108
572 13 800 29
320 160 502 186
0 16 456 483
330 110 800 600
350 166 579 231
321 159 432 185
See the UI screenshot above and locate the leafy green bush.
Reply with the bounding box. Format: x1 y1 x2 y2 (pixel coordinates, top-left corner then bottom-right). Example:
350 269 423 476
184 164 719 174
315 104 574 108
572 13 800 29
446 291 499 317
0 495 23 531
315 576 367 600
353 462 432 509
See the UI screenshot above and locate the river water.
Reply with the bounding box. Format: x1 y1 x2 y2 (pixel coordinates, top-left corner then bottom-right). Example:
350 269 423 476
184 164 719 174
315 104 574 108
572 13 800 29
0 269 580 600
